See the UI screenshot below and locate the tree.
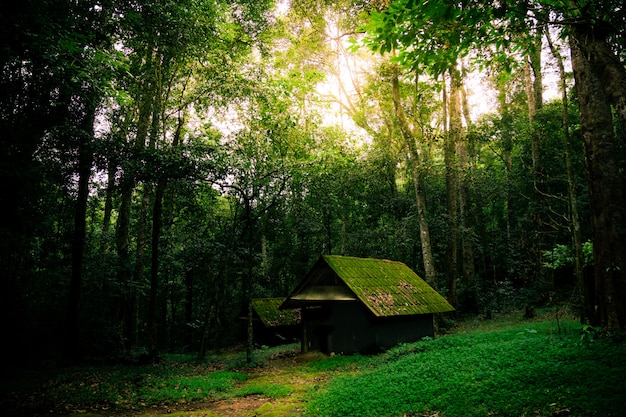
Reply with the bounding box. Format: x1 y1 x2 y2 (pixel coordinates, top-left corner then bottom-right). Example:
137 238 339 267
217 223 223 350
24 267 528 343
363 0 626 329
0 0 124 363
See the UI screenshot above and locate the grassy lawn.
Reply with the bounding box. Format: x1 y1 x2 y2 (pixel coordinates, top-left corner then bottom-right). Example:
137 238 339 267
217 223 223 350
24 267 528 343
2 312 625 416
305 316 626 416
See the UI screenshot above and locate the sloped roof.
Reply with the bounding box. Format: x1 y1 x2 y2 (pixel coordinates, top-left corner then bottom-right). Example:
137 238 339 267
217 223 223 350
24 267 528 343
281 255 454 317
251 298 300 327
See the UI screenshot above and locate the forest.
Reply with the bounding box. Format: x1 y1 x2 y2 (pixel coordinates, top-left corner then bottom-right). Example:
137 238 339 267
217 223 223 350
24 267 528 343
1 0 625 370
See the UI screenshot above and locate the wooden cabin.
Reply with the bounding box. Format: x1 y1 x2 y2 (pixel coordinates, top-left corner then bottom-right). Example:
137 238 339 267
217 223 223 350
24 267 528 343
280 255 454 354
248 298 300 346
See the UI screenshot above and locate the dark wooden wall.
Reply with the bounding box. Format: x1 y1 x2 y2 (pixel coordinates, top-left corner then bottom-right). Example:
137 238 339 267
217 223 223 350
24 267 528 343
301 301 434 354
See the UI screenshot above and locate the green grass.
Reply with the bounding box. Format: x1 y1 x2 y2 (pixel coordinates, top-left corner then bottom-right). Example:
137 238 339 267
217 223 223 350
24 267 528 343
231 382 293 399
6 366 248 412
3 316 625 417
304 319 626 417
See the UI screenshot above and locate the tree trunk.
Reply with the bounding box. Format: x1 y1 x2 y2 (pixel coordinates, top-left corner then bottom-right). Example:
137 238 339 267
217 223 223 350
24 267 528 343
457 123 476 311
100 158 116 255
524 35 545 291
185 268 193 348
575 26 626 126
570 31 626 329
116 74 153 350
546 32 586 323
445 68 461 309
524 44 544 178
66 99 96 363
146 108 183 359
390 63 437 284
494 77 513 260
147 178 165 359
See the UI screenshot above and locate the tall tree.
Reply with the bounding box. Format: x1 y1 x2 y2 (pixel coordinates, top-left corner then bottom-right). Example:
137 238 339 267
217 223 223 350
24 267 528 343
546 31 586 322
569 28 626 328
389 62 438 284
363 0 626 328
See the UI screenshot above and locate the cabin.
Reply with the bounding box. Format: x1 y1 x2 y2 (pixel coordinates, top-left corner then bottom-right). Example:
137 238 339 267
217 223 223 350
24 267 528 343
279 255 454 354
247 298 300 347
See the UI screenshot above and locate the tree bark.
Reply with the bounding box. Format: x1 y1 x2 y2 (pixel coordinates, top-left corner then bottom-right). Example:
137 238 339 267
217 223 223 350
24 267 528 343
457 120 476 311
100 158 116 255
445 68 461 309
546 32 587 323
390 63 437 284
570 31 626 329
66 96 96 363
115 69 153 350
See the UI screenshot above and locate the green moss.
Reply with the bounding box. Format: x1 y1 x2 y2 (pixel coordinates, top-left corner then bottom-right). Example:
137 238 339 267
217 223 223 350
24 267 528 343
251 298 300 327
323 255 455 316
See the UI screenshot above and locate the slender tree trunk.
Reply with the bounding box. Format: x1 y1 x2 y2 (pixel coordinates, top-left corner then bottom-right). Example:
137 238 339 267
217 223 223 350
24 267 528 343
546 32 586 323
100 159 116 254
147 178 165 359
530 34 544 115
445 68 461 309
147 107 183 359
524 46 543 178
116 73 153 350
494 80 513 256
390 63 437 284
242 197 255 363
185 268 193 348
524 35 545 294
198 288 217 360
570 31 626 329
66 98 96 363
457 124 476 311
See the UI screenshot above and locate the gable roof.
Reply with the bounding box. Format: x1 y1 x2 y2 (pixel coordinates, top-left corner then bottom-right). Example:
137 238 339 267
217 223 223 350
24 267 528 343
281 255 454 317
251 298 300 327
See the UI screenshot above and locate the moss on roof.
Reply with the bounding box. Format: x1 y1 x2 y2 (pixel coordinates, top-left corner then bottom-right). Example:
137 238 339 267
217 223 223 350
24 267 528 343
251 298 300 327
322 255 455 316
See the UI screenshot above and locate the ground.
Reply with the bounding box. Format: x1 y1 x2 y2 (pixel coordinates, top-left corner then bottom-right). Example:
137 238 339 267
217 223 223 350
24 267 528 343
64 350 327 417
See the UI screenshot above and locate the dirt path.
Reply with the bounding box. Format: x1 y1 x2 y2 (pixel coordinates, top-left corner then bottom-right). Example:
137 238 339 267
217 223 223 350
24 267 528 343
113 351 328 417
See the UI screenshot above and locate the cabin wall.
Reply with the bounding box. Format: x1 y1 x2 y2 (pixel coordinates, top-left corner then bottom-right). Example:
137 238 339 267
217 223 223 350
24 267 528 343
252 322 299 347
301 302 434 354
371 314 434 349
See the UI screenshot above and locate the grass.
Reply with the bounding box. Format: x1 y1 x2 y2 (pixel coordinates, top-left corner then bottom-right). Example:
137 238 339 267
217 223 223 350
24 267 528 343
304 317 626 417
2 313 625 416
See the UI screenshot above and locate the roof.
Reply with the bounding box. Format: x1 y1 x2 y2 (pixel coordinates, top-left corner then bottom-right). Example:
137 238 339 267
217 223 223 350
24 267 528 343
281 255 455 317
251 298 301 327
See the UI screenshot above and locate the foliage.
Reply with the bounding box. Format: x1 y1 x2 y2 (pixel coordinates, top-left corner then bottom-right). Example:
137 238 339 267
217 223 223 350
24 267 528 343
1 0 621 378
543 241 593 270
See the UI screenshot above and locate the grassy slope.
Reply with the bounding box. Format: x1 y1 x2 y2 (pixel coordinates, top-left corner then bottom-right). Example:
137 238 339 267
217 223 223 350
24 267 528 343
304 317 626 417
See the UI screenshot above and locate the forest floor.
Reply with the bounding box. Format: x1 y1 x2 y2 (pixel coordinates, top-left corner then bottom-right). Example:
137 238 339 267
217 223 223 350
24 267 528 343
122 350 328 417
5 310 625 417
6 346 334 417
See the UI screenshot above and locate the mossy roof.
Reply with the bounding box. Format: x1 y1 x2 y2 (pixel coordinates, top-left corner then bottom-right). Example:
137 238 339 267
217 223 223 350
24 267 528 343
251 298 301 327
282 255 455 317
